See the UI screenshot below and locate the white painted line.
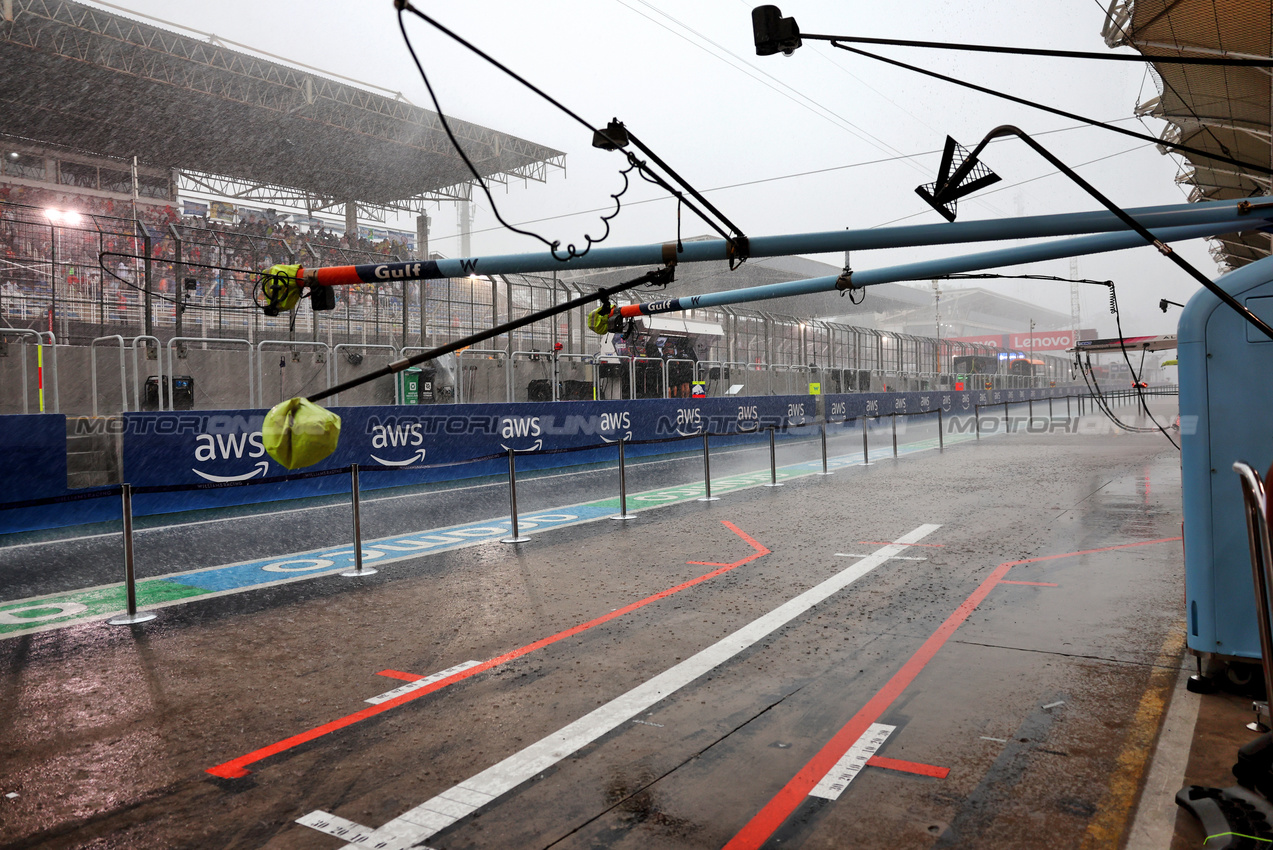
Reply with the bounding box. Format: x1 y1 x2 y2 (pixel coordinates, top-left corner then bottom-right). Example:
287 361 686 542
809 722 895 800
365 661 481 705
835 553 927 561
338 523 942 849
296 811 377 844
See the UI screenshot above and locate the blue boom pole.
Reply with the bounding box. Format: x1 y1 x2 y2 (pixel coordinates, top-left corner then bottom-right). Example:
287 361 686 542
301 196 1272 287
614 218 1258 318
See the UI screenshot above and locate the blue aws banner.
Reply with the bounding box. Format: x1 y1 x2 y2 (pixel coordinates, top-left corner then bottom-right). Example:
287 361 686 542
117 397 805 515
115 386 1080 517
823 384 1076 421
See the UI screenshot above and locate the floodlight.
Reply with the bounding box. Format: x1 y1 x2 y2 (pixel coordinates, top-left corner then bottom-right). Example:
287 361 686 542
752 6 802 56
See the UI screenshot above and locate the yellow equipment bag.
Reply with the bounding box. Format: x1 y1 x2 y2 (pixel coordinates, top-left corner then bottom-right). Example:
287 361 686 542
262 397 342 469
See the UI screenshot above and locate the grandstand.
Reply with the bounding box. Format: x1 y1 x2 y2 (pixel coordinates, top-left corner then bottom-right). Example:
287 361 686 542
0 0 565 221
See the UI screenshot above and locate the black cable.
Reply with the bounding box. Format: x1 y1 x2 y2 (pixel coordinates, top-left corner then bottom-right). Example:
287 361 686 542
97 251 258 312
941 271 1177 448
827 42 1273 178
394 2 745 258
801 32 1273 66
1109 286 1179 448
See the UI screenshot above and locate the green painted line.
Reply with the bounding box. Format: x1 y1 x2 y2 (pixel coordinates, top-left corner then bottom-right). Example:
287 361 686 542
0 426 983 639
0 581 208 635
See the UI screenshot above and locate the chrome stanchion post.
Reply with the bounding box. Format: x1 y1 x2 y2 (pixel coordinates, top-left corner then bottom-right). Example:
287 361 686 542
1234 462 1273 730
937 408 944 451
698 432 719 501
341 464 377 576
610 437 635 520
502 449 531 542
109 483 156 625
765 426 783 487
819 421 832 475
862 415 870 464
891 412 898 458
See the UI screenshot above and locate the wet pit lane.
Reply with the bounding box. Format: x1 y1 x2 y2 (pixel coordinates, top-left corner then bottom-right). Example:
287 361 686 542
0 406 1187 849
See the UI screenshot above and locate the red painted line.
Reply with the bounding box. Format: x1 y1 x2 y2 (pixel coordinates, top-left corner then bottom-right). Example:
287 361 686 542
723 534 1183 849
723 561 1013 849
687 521 770 567
998 580 1059 587
1003 536 1181 567
376 669 423 682
859 541 945 547
206 520 768 779
866 755 950 779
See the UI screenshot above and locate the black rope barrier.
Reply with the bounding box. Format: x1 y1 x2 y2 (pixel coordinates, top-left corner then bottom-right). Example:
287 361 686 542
0 386 1140 517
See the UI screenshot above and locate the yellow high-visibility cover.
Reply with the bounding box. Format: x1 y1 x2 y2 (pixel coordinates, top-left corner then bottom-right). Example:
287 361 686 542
261 264 303 312
262 397 341 469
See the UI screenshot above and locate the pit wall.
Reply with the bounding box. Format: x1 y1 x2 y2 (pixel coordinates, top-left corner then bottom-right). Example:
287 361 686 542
0 386 1084 534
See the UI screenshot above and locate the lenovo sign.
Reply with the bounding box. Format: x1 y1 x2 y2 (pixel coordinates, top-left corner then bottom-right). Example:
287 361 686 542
949 331 1077 352
1009 331 1074 351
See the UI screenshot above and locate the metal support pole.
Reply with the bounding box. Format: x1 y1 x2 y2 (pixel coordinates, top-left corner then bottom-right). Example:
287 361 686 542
610 437 635 520
891 413 898 457
765 427 784 487
1004 401 1010 433
1067 394 1071 417
862 416 870 464
698 433 720 501
938 408 944 451
341 464 377 575
1029 397 1033 423
502 449 532 542
975 405 981 440
108 484 156 625
819 421 833 475
1049 396 1053 418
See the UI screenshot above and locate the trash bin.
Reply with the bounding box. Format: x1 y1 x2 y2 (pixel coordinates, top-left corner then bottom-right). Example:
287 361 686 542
397 366 436 404
419 367 436 403
171 375 194 410
142 375 164 411
399 367 421 405
142 375 194 410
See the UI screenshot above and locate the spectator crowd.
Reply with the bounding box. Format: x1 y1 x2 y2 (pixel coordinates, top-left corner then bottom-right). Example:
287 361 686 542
0 183 416 335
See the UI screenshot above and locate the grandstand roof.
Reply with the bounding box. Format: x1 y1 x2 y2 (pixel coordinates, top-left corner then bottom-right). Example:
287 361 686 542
1103 0 1272 271
0 0 565 212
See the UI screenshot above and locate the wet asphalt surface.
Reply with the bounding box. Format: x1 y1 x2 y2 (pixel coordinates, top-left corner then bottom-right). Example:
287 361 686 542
0 402 1187 849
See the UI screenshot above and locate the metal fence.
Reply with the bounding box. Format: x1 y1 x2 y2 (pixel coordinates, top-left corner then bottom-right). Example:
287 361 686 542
1 200 1079 414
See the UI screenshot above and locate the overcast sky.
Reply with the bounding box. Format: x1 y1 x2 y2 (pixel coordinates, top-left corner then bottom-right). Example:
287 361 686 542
85 0 1222 337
